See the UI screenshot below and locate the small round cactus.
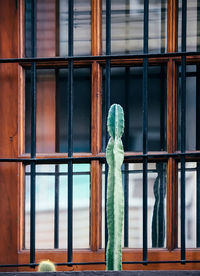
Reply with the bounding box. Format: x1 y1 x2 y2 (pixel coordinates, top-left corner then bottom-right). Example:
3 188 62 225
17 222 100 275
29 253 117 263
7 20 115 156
38 260 56 272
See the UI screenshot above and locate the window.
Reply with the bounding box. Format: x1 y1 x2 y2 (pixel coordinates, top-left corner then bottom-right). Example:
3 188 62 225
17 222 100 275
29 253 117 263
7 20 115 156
1 0 200 272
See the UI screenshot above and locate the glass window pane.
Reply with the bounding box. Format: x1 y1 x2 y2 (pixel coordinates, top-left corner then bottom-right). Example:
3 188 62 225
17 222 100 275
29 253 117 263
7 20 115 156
25 67 91 153
178 1 200 51
102 65 167 152
25 164 90 249
102 0 167 55
178 162 198 248
102 162 167 248
178 65 200 151
25 0 91 57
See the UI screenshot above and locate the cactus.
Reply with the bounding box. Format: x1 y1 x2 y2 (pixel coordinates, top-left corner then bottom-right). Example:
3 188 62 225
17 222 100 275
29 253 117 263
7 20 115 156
106 104 124 271
152 163 166 247
38 260 56 272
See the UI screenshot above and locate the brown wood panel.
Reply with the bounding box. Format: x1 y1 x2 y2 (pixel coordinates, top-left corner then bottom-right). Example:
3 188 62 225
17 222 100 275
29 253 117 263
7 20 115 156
91 0 102 57
166 59 178 250
0 0 19 271
167 0 178 53
90 161 102 251
90 0 102 251
18 249 200 272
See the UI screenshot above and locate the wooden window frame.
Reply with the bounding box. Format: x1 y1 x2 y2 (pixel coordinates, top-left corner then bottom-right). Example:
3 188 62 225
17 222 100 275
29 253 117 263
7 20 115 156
1 0 200 272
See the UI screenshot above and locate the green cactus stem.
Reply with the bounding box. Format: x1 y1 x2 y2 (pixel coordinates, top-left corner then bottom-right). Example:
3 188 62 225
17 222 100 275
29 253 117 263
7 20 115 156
106 104 124 271
38 260 56 272
152 163 166 248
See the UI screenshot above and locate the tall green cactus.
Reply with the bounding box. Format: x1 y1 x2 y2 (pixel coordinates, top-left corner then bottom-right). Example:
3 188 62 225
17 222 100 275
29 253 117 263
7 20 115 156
106 104 124 271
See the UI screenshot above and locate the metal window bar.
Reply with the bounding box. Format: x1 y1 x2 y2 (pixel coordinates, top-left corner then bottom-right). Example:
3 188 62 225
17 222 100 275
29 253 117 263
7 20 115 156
196 1 200 245
143 0 149 264
54 164 60 248
124 67 130 248
30 0 37 266
123 163 129 248
55 68 60 249
104 0 111 259
1 50 200 64
67 0 74 264
197 64 200 247
180 0 187 263
197 162 200 247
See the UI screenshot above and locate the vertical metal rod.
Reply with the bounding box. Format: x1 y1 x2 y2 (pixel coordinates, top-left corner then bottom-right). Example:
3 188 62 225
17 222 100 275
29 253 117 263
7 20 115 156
180 0 187 263
160 0 166 53
143 0 149 263
197 162 200 247
124 163 129 247
196 1 200 247
30 0 37 265
105 0 111 259
67 0 74 264
124 66 130 247
196 65 200 247
54 164 59 248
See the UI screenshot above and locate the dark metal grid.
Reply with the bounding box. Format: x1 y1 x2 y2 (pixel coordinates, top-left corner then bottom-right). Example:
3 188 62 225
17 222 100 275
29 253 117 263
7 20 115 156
104 0 111 260
180 0 187 263
124 67 130 248
54 164 60 249
1 0 200 270
67 0 74 264
3 152 200 164
142 0 149 263
1 51 200 63
2 259 200 268
30 0 36 266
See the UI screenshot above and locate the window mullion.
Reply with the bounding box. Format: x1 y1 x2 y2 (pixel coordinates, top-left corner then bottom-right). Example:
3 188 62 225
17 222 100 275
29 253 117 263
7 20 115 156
166 0 179 251
90 0 102 251
166 58 178 250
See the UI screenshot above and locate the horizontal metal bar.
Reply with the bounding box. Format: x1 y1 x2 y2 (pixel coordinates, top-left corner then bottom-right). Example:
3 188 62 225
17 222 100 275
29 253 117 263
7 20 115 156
1 51 200 64
1 259 200 268
25 172 90 176
2 152 200 163
24 167 198 177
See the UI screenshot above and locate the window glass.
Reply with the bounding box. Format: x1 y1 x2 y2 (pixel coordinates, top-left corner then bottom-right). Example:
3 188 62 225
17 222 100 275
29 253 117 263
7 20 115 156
102 162 167 248
102 65 167 152
178 65 200 151
25 0 91 57
102 0 167 55
178 0 200 52
25 164 90 249
178 162 199 248
25 67 91 153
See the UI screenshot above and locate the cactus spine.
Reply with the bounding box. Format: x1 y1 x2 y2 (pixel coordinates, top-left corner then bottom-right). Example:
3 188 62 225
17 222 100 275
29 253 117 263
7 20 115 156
106 104 124 271
38 260 56 272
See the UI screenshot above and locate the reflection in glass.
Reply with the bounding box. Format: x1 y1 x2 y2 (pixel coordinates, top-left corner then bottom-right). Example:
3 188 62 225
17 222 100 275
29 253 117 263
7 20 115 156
102 65 167 152
102 162 167 248
102 0 167 54
25 164 90 249
25 0 91 57
178 1 200 52
178 162 199 248
178 65 200 151
25 68 91 153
